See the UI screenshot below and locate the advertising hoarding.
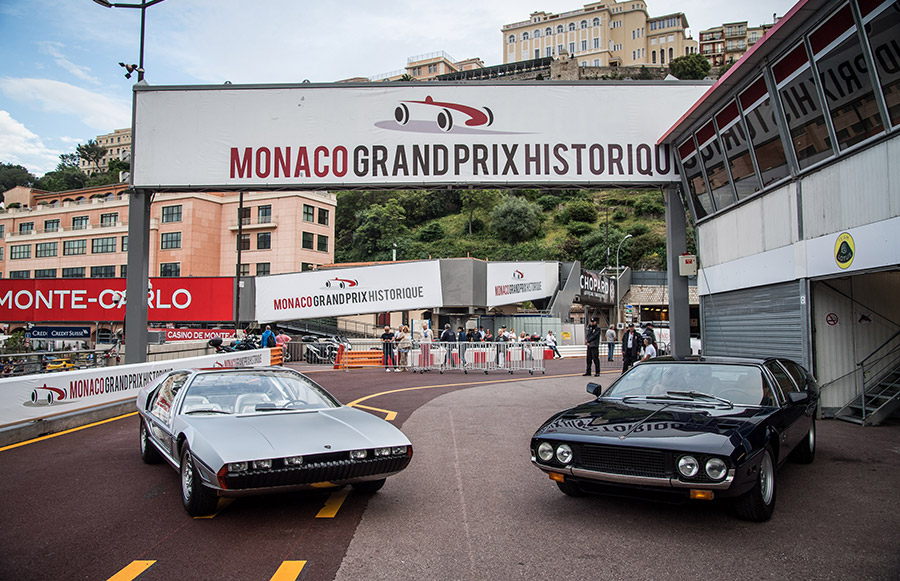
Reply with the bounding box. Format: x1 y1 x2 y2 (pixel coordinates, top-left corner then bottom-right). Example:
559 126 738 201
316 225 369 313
486 261 558 308
579 270 616 305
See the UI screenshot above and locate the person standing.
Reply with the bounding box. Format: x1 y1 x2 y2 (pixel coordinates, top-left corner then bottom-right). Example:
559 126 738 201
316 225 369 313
396 325 411 371
420 321 434 370
457 326 469 369
584 318 602 376
440 324 456 369
546 331 562 359
260 325 275 348
606 326 618 361
621 323 641 373
381 325 396 371
642 322 658 350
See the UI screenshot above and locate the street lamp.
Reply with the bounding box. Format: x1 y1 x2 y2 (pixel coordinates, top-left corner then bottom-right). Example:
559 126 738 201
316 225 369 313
615 234 633 325
92 0 167 82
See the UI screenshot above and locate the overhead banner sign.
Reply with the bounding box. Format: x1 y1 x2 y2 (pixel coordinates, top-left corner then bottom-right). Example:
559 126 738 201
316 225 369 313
255 261 444 323
133 83 709 189
578 270 616 305
0 278 234 322
486 261 558 308
27 326 92 340
149 328 237 342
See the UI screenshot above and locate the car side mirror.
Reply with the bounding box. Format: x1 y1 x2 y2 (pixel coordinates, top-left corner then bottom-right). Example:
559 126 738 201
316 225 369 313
788 391 809 404
586 382 603 396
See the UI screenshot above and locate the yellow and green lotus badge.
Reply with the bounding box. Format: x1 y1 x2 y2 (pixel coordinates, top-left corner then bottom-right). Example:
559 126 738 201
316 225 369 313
834 232 854 269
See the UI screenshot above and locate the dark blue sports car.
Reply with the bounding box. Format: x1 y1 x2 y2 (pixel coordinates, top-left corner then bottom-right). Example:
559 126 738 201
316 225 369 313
531 356 818 521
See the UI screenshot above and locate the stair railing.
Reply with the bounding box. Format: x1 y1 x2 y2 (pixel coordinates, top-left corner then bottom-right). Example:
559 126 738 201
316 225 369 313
856 328 900 422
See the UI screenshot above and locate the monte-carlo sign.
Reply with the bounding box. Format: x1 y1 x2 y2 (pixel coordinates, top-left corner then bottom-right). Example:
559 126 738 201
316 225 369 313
132 82 709 189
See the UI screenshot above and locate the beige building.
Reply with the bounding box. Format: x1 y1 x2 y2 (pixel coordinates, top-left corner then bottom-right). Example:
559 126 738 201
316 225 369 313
0 184 336 281
502 1 697 68
364 51 486 82
698 21 776 67
79 128 132 174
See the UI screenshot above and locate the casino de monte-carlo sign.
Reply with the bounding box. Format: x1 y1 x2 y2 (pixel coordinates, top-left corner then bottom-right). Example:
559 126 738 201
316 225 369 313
131 82 709 190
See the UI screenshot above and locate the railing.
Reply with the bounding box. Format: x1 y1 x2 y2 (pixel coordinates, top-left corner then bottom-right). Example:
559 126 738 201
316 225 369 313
856 329 900 420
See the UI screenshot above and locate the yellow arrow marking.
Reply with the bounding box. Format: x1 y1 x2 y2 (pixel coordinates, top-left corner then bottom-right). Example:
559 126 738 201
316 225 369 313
316 488 350 518
107 560 155 581
352 404 398 421
269 560 307 581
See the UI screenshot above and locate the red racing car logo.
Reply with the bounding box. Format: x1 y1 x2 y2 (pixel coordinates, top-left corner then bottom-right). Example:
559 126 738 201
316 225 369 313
31 384 67 405
512 270 525 279
395 96 494 132
324 277 359 289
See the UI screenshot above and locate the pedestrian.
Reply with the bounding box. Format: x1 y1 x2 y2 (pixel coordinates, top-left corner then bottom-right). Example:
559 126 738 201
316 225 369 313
546 330 562 359
381 325 396 371
457 326 469 369
478 326 486 341
440 324 456 369
483 328 493 342
621 323 641 373
420 321 434 369
606 326 617 361
396 325 411 370
643 322 658 350
641 335 657 362
584 317 602 376
260 325 275 348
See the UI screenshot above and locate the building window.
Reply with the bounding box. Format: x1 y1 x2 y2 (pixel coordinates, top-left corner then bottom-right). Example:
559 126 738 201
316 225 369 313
317 234 328 252
522 31 530 40
865 2 900 127
568 22 575 31
258 205 272 223
100 212 118 226
581 20 588 29
256 263 270 276
558 44 564 54
159 263 181 277
160 232 182 250
257 232 271 250
239 263 251 277
72 216 89 230
9 270 29 279
35 268 56 278
582 40 588 51
593 37 599 49
545 27 552 36
121 236 128 252
593 17 600 26
120 265 127 278
161 205 182 223
695 120 736 211
546 47 553 57
0 247 3 261
508 34 516 43
63 240 87 255
302 232 314 249
716 100 761 200
44 219 59 232
36 242 57 258
535 49 540 59
62 267 85 278
90 265 116 278
557 25 563 33
18 222 33 234
534 29 541 38
239 206 251 225
92 237 117 254
303 204 315 222
238 234 250 251
10 244 31 259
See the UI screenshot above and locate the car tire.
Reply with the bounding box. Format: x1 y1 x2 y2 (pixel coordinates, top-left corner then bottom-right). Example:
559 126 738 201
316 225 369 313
180 446 219 516
790 417 816 464
139 420 162 465
352 478 386 493
734 446 776 522
556 478 587 497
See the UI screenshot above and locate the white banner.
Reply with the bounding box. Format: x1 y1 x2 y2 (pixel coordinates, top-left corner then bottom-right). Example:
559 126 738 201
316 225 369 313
486 261 558 308
133 83 708 188
255 261 443 323
0 349 271 428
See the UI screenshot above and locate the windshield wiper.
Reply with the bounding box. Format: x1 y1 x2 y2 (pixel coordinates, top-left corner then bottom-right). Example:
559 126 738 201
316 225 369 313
184 408 231 415
665 390 734 408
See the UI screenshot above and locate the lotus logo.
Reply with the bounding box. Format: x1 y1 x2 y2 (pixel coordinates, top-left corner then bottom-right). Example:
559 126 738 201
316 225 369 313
834 232 854 269
512 270 524 279
324 278 358 289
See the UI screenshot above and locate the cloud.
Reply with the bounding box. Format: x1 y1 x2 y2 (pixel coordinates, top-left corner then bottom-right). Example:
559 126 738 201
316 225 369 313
0 77 131 130
38 41 100 84
0 111 62 175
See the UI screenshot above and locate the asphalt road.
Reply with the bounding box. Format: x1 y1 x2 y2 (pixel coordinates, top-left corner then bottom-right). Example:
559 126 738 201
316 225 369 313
1 358 898 581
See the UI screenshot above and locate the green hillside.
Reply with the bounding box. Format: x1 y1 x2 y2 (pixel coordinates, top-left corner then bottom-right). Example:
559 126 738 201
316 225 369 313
334 189 695 270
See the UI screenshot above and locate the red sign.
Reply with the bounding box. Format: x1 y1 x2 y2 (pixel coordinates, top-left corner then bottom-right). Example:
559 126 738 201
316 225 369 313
0 278 233 322
825 313 839 326
150 328 236 342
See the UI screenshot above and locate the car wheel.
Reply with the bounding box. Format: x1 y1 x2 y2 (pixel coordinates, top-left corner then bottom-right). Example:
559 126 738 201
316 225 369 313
556 478 587 497
352 478 386 493
790 417 816 464
139 420 162 464
734 447 776 522
180 446 219 516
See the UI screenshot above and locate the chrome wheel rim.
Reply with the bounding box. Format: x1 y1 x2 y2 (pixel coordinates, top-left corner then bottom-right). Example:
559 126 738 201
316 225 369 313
181 455 192 501
760 451 774 505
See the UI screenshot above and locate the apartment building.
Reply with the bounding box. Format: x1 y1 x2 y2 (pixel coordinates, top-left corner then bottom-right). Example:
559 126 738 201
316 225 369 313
502 1 697 69
698 21 776 67
366 51 485 82
78 128 132 174
0 185 336 281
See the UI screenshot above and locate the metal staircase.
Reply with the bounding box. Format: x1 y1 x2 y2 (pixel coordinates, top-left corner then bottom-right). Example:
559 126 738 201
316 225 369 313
836 330 900 426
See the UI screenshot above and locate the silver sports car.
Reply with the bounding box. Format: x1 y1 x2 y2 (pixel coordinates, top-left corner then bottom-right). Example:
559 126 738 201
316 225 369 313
136 367 413 516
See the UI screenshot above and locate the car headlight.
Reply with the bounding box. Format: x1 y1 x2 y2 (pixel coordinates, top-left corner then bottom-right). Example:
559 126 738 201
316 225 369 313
391 446 408 455
677 455 699 478
555 444 573 465
537 442 554 462
350 449 367 460
227 461 248 472
285 456 304 466
374 447 391 456
705 457 728 480
252 459 272 470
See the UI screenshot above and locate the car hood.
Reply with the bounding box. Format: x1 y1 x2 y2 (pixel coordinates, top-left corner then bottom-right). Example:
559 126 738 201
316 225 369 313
182 406 410 465
534 398 771 455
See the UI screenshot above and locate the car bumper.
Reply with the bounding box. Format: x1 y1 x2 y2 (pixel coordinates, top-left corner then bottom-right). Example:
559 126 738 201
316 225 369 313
532 459 737 491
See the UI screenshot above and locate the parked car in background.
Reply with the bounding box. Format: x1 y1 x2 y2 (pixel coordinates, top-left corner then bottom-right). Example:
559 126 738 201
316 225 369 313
531 356 818 521
137 367 413 516
45 359 75 371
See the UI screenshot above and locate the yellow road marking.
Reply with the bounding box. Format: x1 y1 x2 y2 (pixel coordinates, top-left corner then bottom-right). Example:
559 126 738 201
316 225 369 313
352 404 398 421
0 411 139 453
316 488 350 518
107 560 155 581
270 560 307 580
193 497 235 519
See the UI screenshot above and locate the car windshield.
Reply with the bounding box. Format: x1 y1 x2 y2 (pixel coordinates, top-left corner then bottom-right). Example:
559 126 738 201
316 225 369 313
180 370 341 415
605 363 775 407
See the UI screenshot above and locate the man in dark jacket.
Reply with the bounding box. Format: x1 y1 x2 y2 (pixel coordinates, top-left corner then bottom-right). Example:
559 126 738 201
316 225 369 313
584 318 602 376
621 323 642 373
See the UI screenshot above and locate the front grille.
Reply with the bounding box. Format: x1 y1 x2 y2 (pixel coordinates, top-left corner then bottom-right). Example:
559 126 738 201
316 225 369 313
577 444 667 478
225 455 410 489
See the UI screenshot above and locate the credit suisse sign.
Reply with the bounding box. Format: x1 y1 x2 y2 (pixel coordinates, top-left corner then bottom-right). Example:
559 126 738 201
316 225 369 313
0 278 233 322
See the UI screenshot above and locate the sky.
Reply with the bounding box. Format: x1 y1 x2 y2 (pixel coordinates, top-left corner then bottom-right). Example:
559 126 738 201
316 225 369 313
0 0 797 177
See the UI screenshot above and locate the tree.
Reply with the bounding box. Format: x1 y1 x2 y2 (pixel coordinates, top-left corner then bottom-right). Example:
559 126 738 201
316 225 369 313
76 139 107 174
559 199 598 224
0 163 35 195
351 198 409 260
57 153 79 169
669 53 712 80
34 167 88 192
460 189 504 235
490 196 543 243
